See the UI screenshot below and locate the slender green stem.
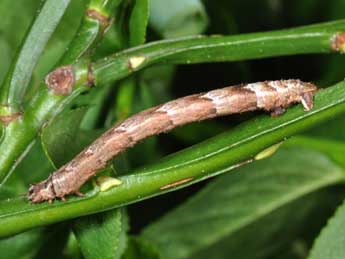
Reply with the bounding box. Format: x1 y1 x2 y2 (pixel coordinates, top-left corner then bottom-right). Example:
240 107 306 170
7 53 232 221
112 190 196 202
0 1 123 185
0 19 344 187
93 19 345 85
60 0 123 65
1 80 345 237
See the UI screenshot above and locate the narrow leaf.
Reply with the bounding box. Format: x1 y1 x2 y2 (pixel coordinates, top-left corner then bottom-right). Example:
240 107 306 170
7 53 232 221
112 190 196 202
0 0 71 105
129 0 150 46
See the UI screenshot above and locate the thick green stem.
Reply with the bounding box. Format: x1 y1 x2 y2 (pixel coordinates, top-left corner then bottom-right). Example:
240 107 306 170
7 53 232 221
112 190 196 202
0 19 344 187
1 80 345 237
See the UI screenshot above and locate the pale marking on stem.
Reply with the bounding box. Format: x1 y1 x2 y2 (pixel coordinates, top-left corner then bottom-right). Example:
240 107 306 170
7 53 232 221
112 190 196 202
96 176 123 192
27 79 317 203
128 56 146 70
160 177 194 190
254 142 284 160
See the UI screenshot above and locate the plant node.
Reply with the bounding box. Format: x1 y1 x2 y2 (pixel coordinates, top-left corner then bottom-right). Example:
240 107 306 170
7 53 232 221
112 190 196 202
86 9 110 34
45 65 75 96
331 32 345 53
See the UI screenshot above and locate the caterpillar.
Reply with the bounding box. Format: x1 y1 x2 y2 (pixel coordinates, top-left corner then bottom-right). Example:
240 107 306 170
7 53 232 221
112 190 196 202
28 79 317 203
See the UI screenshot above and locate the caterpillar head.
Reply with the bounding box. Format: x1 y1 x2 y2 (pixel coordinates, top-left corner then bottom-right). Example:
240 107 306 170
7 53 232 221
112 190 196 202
28 177 55 203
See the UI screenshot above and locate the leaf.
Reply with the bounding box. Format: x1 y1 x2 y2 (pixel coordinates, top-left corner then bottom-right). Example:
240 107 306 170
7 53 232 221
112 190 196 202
0 38 12 83
73 208 128 259
32 0 86 83
129 0 150 46
41 108 89 168
0 0 72 105
108 78 136 124
149 0 208 38
0 0 41 66
0 229 44 259
1 81 345 237
7 140 54 192
122 237 162 259
141 146 345 259
308 199 345 259
33 224 71 259
307 114 345 142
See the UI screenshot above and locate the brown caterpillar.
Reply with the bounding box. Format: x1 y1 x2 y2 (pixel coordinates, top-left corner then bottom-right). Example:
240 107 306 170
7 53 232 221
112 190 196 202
28 80 317 203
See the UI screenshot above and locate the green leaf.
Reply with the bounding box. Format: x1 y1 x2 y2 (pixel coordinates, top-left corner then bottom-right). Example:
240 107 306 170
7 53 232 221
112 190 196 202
141 146 345 259
129 0 150 46
0 0 41 75
108 78 136 125
0 229 43 259
308 199 345 259
32 0 86 83
149 0 208 38
307 114 345 142
73 208 128 259
8 140 54 192
122 237 162 259
0 39 12 83
0 0 71 106
33 224 70 259
41 108 88 168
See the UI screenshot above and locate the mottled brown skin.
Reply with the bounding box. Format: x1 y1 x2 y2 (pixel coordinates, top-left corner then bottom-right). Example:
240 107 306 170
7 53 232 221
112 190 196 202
45 65 75 95
28 79 317 203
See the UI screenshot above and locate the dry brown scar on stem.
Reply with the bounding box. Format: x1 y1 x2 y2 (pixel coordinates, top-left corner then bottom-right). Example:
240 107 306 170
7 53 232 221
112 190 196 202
160 178 194 190
87 63 95 87
86 9 110 32
0 112 22 126
27 79 318 203
331 32 345 53
45 65 75 96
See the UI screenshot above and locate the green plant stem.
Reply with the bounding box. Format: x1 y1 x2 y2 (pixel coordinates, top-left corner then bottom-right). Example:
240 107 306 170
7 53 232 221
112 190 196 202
93 19 345 85
0 20 344 186
1 80 345 237
0 1 123 185
61 0 123 65
0 0 71 114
